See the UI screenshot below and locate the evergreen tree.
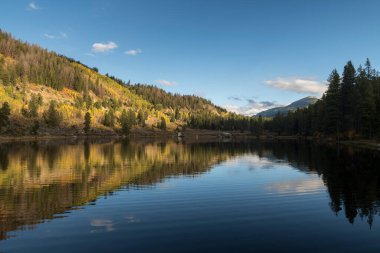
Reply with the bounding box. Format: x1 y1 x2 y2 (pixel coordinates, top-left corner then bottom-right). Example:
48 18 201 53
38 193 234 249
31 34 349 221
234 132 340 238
128 109 136 126
340 61 357 134
0 102 11 132
31 120 39 135
160 117 167 130
357 65 375 137
103 109 115 128
44 101 62 127
120 109 131 135
84 112 91 134
28 94 41 118
324 69 341 135
170 113 175 123
175 108 180 120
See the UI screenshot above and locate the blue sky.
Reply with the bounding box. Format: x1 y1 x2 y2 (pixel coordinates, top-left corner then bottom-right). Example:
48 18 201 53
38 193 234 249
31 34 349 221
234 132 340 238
1 0 380 114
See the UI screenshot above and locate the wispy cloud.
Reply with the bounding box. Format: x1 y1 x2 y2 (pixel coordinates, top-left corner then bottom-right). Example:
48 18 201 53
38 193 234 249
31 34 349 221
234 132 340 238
227 96 243 101
224 97 281 116
157 79 177 86
44 32 68 39
265 77 326 95
28 2 40 10
92 41 118 53
44 33 55 39
60 32 68 38
125 49 142 56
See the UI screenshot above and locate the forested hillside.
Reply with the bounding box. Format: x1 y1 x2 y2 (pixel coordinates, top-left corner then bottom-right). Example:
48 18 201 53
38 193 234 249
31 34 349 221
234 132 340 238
265 59 380 139
1 29 379 140
0 29 245 136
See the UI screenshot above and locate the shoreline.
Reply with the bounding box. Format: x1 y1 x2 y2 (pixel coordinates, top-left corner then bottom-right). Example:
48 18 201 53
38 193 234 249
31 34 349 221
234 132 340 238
0 130 379 151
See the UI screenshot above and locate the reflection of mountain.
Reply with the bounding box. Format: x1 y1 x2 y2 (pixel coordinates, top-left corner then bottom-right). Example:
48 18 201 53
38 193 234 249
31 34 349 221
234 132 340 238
1 140 379 240
0 140 251 240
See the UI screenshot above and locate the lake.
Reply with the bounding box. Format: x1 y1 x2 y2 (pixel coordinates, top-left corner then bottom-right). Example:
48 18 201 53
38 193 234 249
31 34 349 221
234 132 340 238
0 139 380 253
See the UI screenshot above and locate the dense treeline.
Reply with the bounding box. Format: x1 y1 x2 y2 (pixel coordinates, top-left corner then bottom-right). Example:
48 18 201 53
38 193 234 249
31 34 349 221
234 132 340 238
265 59 380 139
0 30 99 93
126 83 227 112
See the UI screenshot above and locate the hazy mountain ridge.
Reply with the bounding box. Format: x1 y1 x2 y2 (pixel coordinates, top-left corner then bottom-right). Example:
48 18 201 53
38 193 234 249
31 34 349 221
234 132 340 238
257 96 318 117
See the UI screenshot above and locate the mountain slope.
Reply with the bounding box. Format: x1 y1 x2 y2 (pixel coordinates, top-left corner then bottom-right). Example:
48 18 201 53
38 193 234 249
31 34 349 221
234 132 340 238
0 29 233 135
257 96 318 117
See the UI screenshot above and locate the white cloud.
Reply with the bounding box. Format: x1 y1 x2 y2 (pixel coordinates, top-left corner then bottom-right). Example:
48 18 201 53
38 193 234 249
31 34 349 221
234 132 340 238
28 2 40 10
265 77 327 95
125 49 142 56
44 33 55 39
91 41 118 53
224 97 282 116
43 32 68 39
157 79 177 86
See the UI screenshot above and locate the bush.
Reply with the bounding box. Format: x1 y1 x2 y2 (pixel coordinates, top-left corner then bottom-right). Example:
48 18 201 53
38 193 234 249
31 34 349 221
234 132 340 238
44 101 62 127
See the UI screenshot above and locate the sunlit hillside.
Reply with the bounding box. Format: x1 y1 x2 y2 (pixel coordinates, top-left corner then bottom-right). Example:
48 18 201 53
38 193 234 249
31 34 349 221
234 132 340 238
0 30 239 136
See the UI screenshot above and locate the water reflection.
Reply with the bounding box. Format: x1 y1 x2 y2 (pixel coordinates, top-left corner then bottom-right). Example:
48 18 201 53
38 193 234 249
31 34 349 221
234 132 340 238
0 139 380 240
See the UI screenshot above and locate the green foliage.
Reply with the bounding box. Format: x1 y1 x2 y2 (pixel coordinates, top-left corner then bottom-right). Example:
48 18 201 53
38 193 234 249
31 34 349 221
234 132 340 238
128 109 136 126
160 117 167 130
103 109 115 128
324 69 341 135
0 102 11 132
137 109 147 127
23 94 43 118
175 108 180 120
44 101 62 127
170 113 175 123
120 109 131 135
31 120 39 135
126 83 227 113
84 112 91 134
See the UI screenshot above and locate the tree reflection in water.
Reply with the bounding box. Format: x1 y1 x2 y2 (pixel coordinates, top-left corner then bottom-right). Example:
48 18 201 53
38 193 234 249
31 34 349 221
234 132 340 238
0 139 379 240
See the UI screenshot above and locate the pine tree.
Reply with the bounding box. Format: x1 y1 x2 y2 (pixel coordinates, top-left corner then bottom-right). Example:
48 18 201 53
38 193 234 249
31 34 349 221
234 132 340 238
160 117 167 130
128 109 136 126
324 69 341 135
31 120 39 135
175 108 180 120
84 112 91 134
28 94 41 118
0 102 11 132
340 61 357 134
44 101 62 127
120 109 131 135
103 109 115 128
357 65 375 137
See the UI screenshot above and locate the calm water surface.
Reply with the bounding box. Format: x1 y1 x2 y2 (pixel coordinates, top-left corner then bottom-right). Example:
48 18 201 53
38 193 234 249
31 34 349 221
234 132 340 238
0 139 380 252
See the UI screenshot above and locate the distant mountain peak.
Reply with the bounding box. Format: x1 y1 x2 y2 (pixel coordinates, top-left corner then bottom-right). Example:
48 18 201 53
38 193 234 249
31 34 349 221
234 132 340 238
257 96 318 117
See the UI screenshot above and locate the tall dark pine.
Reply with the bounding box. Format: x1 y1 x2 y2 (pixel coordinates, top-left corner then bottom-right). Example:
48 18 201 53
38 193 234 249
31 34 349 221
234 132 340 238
0 102 11 132
357 62 375 137
324 69 341 135
340 61 357 134
84 112 91 134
